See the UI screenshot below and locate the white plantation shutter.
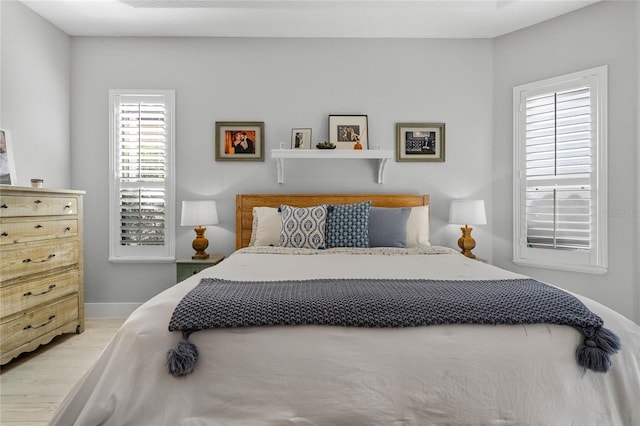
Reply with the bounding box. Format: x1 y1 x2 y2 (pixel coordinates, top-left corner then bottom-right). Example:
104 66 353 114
513 67 607 274
525 87 591 250
109 90 175 262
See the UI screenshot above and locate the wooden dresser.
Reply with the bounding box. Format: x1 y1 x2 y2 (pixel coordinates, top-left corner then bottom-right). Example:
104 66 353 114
0 186 85 365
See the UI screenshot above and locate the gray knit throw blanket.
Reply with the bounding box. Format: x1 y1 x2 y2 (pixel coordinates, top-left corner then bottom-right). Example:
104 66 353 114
167 278 620 377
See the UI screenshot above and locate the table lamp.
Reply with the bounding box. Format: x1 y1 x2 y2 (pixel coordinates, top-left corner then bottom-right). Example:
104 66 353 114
449 199 486 259
181 200 219 259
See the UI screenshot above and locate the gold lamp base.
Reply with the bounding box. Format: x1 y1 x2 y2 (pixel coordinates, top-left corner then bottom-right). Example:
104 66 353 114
457 225 476 259
191 226 210 259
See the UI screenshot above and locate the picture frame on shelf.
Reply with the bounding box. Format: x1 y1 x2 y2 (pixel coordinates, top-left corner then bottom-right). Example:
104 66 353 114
328 115 368 150
215 121 265 161
0 129 17 185
291 128 312 149
396 122 445 162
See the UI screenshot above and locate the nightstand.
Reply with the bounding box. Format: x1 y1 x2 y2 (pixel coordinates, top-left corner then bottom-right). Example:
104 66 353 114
176 255 224 282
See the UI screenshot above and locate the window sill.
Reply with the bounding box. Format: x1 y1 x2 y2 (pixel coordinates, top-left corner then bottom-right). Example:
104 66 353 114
108 256 176 264
512 258 607 275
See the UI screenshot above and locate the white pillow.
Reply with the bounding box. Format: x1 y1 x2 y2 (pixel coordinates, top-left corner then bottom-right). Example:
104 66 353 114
249 207 281 246
406 205 430 247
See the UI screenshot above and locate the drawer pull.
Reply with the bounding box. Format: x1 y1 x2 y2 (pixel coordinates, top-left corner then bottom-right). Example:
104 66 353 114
34 200 42 204
23 254 56 263
35 224 43 229
24 284 56 297
23 315 56 330
64 204 71 209
1 232 7 237
65 227 71 231
1 204 7 208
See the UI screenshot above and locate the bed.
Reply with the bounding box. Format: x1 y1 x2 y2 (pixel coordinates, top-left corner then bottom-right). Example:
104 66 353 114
51 193 640 425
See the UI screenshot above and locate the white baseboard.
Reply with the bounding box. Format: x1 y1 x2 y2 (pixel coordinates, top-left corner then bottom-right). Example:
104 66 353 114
85 303 141 318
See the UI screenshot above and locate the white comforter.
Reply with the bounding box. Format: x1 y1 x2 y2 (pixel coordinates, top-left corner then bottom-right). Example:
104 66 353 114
51 247 640 426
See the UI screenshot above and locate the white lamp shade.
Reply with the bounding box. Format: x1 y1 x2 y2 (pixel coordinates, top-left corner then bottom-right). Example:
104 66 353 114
449 200 486 226
180 200 219 226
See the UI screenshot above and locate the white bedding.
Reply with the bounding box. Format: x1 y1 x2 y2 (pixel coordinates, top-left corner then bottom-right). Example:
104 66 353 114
51 247 640 425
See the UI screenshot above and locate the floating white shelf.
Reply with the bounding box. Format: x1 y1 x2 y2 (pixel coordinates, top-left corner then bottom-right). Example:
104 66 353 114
271 149 394 184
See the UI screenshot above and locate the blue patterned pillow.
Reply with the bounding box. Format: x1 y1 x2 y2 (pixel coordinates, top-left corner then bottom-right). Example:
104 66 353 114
325 201 371 248
279 204 327 249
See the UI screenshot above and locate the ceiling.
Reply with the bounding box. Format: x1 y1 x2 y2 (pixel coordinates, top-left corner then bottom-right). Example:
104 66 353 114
20 0 601 39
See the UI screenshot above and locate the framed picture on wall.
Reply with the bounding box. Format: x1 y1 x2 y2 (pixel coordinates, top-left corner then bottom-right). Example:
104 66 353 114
291 128 312 149
328 115 368 150
0 129 17 185
396 122 445 162
215 121 265 161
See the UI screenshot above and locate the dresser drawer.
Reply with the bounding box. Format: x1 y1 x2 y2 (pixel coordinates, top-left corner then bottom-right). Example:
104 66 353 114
0 295 79 354
0 269 80 318
0 240 80 283
0 195 78 218
0 218 78 246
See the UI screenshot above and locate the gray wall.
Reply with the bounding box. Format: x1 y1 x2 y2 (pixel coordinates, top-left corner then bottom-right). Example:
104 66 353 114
0 1 71 188
637 0 640 327
70 37 494 310
2 1 638 322
493 1 639 322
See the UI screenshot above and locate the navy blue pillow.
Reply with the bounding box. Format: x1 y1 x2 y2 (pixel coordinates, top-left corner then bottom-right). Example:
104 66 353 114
368 207 411 248
325 201 371 248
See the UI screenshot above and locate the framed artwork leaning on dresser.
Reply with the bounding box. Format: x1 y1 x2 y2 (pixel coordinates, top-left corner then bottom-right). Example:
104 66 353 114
0 129 17 185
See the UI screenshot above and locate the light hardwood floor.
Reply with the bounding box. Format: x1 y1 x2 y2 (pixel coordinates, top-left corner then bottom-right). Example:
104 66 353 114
0 318 125 425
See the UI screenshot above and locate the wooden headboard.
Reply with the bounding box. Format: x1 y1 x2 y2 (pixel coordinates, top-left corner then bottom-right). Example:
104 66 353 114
235 193 429 250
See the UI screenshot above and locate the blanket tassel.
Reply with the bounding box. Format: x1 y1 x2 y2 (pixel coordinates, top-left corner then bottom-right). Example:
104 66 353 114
167 331 199 377
576 327 621 373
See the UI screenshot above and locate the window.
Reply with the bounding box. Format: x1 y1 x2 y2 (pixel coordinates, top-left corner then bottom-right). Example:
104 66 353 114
109 90 175 262
513 66 607 274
